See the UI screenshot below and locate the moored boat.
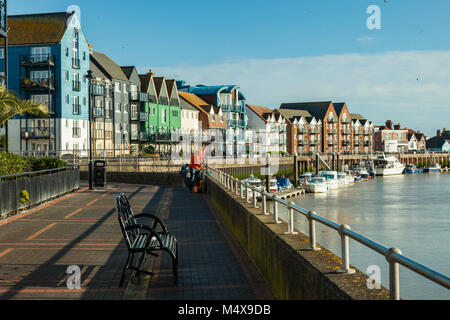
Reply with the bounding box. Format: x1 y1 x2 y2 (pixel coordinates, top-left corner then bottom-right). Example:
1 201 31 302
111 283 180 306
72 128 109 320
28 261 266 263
373 154 405 176
423 163 441 173
307 177 328 193
319 171 340 190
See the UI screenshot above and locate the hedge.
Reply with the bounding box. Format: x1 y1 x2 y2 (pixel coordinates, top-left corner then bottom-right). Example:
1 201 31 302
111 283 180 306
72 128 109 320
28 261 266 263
0 152 67 177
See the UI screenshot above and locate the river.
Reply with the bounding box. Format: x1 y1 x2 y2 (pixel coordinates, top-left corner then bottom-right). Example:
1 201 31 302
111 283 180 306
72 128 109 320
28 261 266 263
277 173 450 300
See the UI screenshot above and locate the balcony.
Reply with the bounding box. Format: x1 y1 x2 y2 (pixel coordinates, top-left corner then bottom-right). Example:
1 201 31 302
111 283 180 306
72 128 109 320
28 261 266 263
227 120 238 127
221 104 231 112
92 84 105 96
140 112 149 121
342 118 351 124
94 107 105 119
343 129 351 135
343 141 351 146
130 111 139 121
298 140 307 146
328 140 337 146
72 58 80 69
21 77 55 91
364 141 371 146
140 132 149 141
148 133 180 144
328 118 337 123
354 140 360 146
310 139 319 145
131 132 140 141
238 120 246 128
328 129 337 134
130 91 139 101
105 131 113 140
21 127 54 139
72 127 81 138
20 54 55 68
354 130 361 135
140 92 149 102
310 129 320 134
73 80 81 91
93 129 104 140
105 109 113 119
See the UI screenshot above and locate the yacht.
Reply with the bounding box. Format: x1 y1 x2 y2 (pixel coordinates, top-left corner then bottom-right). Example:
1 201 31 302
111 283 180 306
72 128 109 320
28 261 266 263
337 172 354 187
242 176 263 198
319 171 340 190
373 154 405 176
306 177 328 193
298 173 314 186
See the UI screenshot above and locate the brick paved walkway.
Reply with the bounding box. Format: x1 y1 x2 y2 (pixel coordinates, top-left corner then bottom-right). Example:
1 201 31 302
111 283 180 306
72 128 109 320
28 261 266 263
0 183 274 300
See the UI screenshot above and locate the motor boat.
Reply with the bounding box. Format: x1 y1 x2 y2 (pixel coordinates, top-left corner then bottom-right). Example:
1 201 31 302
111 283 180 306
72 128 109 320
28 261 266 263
352 167 370 180
242 175 263 198
373 154 405 176
298 173 314 186
423 163 441 173
337 172 354 187
306 177 328 193
319 171 340 190
277 177 292 192
405 164 420 174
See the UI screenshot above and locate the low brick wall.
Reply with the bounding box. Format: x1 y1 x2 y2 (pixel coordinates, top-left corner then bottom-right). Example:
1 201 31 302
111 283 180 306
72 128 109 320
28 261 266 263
206 176 390 300
80 171 185 187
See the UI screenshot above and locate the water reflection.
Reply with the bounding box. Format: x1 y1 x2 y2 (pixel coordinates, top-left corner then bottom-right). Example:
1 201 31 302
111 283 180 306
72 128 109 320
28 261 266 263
278 173 450 300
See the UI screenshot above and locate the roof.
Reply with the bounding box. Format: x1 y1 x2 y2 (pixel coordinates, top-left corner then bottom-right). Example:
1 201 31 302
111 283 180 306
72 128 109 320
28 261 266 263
90 60 108 81
1 12 74 46
280 101 333 120
276 108 312 123
179 92 210 114
350 113 366 121
153 77 165 96
426 136 450 149
179 94 198 111
165 80 176 97
91 51 129 81
246 104 274 122
120 66 136 80
139 74 151 93
333 103 347 115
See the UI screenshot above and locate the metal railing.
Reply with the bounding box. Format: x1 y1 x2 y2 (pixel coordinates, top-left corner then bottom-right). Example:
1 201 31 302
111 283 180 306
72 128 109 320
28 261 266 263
207 166 450 300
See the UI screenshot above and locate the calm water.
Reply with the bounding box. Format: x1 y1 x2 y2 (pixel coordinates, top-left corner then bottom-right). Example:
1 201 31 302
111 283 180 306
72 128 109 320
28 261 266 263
278 173 450 300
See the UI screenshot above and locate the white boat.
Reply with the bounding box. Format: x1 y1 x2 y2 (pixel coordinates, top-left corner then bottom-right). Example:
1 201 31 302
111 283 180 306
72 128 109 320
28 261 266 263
319 171 340 190
298 173 314 186
423 163 441 173
373 154 405 176
242 176 263 198
307 177 328 193
337 172 354 187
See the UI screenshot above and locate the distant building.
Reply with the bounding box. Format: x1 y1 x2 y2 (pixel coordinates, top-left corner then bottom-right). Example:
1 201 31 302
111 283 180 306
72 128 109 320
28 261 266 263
350 113 375 154
246 104 287 156
426 128 450 152
374 120 408 153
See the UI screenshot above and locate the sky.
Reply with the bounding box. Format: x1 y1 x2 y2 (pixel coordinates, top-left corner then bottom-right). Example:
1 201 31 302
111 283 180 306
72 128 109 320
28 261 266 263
9 0 450 137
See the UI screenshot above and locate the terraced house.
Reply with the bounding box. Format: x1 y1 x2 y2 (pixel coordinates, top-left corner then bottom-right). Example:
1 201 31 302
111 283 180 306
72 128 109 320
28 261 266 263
90 49 130 155
178 82 247 157
351 113 375 154
139 71 181 155
1 11 90 156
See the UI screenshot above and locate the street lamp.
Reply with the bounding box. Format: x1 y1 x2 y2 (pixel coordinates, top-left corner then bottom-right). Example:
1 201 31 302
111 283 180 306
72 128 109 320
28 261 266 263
85 70 94 190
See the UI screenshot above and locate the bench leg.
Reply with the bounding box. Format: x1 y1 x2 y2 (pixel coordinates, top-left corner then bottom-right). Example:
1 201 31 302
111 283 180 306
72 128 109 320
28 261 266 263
120 252 132 287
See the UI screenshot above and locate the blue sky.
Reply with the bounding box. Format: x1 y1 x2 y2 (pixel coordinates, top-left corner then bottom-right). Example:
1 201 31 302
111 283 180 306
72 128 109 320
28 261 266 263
9 0 450 136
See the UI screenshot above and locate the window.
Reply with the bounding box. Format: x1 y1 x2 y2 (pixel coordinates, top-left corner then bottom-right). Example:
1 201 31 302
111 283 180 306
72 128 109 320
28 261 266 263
73 96 80 115
65 71 69 81
122 83 127 93
31 47 50 61
152 107 156 116
0 48 4 59
172 110 178 117
66 95 70 104
162 109 167 123
115 82 120 92
31 95 50 112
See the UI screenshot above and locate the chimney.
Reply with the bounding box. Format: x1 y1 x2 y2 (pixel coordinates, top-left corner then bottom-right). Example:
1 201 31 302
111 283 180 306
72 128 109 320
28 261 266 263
87 41 93 54
386 120 393 130
437 130 441 137
147 69 155 77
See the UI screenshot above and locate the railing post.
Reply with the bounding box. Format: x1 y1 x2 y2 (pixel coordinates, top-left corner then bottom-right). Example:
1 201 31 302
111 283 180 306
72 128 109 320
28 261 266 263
253 187 258 208
262 192 267 215
285 202 298 235
246 183 250 203
306 211 321 251
336 224 355 274
240 181 244 199
386 247 402 300
273 197 281 224
235 179 239 195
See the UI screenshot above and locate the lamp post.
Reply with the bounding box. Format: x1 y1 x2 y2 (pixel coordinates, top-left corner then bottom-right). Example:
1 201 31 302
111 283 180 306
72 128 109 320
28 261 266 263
85 70 94 190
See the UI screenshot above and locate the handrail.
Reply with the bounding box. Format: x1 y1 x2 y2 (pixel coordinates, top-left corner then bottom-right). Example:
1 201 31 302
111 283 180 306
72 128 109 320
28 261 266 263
207 166 450 300
0 166 79 180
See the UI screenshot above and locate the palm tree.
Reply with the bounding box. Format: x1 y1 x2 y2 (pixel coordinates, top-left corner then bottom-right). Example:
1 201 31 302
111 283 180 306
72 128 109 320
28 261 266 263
0 86 49 125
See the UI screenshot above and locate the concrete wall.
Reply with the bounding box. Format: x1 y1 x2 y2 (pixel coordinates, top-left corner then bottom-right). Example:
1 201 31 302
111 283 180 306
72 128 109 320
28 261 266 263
206 176 390 300
80 171 184 187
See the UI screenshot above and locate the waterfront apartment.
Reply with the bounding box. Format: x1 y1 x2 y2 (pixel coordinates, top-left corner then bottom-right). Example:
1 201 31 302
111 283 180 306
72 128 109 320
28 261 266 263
90 48 130 156
426 128 450 152
178 82 246 157
246 104 287 156
275 108 322 155
0 11 90 156
407 130 426 151
374 120 408 153
350 113 375 154
178 91 227 157
178 94 201 157
138 71 181 155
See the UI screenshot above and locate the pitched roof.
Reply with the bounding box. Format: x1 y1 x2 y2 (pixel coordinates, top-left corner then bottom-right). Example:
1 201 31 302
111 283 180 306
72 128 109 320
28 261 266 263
179 95 198 111
179 92 210 114
426 136 450 149
120 66 136 80
139 74 151 92
165 80 176 97
276 108 312 123
247 104 274 121
333 103 347 115
91 51 128 81
90 60 108 81
153 77 165 96
350 113 366 120
280 101 333 120
1 12 74 45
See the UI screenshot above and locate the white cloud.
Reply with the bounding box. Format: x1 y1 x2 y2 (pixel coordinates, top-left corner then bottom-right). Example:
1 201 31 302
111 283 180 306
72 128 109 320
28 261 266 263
356 36 374 43
142 50 450 137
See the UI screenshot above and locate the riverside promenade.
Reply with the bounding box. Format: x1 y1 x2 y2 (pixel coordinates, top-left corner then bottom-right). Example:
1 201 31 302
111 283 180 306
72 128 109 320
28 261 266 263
0 183 274 300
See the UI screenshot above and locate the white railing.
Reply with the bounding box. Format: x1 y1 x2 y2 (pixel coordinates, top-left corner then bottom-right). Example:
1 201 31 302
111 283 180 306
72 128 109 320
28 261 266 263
207 166 450 300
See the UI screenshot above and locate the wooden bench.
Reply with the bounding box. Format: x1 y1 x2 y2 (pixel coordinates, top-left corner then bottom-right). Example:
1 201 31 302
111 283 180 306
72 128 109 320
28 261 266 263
115 195 178 287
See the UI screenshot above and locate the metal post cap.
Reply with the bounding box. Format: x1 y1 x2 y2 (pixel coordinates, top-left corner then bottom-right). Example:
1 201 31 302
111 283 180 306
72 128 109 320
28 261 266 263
289 201 295 208
385 247 402 262
338 224 351 235
307 211 316 219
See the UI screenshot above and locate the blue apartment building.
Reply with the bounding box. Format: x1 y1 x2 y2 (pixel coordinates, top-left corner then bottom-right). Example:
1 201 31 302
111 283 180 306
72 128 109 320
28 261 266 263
0 11 90 156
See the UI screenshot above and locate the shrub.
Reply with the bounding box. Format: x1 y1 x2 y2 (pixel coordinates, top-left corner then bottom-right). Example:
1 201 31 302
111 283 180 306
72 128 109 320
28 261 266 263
19 190 30 205
27 157 67 172
0 152 32 176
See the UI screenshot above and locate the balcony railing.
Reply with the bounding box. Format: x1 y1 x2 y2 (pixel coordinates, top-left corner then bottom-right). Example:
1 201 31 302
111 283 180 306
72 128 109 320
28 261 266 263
343 141 351 146
227 120 238 127
73 80 81 91
343 129 351 135
354 140 360 146
130 111 139 121
94 107 105 118
131 132 140 141
310 129 321 134
20 77 55 91
310 139 319 145
140 92 149 102
73 103 81 115
238 120 246 128
298 140 307 146
105 131 113 140
21 127 54 139
72 127 81 138
130 91 139 101
20 54 55 67
93 129 104 140
328 129 337 134
105 109 113 119
140 112 149 121
92 84 105 96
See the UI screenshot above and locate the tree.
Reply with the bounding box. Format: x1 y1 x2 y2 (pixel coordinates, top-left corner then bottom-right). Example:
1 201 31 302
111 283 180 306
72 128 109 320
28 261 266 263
0 86 49 126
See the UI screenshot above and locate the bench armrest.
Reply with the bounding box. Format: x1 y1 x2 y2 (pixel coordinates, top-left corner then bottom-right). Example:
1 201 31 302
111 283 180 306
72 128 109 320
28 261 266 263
125 224 164 248
134 213 168 233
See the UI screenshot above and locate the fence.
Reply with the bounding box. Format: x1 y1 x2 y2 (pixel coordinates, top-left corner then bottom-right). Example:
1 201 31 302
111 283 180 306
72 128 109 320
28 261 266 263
0 166 80 218
207 166 450 300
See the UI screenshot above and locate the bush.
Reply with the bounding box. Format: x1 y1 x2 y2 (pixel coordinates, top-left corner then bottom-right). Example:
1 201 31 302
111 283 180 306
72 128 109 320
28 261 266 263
19 190 30 205
27 157 67 172
0 152 67 177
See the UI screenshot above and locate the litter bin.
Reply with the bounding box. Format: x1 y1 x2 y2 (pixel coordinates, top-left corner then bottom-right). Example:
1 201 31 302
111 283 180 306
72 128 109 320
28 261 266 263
94 160 107 187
